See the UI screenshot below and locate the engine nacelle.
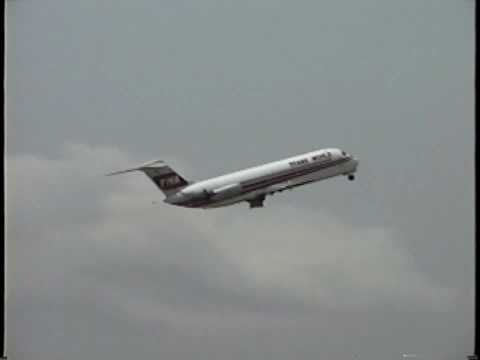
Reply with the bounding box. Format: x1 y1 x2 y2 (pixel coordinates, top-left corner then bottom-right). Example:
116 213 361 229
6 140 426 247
210 183 243 200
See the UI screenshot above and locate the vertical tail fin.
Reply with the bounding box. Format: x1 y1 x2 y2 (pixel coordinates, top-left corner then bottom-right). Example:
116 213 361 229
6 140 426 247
106 159 190 196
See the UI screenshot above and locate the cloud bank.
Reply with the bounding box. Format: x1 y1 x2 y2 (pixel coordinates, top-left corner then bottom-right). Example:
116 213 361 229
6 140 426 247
7 144 463 360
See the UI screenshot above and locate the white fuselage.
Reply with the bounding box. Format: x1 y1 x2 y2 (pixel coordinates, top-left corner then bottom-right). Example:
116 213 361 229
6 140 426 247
165 148 358 209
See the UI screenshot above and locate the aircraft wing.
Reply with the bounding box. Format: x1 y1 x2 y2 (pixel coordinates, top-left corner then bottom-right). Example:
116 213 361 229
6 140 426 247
266 179 317 195
266 182 291 195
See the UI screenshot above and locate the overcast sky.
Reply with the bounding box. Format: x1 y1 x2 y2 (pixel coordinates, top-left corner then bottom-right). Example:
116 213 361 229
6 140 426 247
6 0 475 359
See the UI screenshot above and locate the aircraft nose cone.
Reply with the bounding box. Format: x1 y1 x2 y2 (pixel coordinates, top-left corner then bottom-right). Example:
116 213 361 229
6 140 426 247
346 154 358 168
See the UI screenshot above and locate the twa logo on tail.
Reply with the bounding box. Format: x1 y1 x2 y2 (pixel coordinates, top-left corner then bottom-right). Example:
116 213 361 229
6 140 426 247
153 174 187 190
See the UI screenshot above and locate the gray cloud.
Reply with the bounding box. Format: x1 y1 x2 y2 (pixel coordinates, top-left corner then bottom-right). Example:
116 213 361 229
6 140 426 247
7 144 472 360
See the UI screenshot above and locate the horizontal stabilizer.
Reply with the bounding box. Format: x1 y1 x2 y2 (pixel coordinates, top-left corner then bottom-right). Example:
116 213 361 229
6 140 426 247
106 160 165 176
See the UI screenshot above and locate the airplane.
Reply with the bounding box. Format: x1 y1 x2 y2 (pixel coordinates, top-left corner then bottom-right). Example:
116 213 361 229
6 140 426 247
106 148 359 209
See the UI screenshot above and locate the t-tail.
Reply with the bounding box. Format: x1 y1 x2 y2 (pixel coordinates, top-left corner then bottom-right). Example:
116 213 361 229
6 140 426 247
106 159 190 196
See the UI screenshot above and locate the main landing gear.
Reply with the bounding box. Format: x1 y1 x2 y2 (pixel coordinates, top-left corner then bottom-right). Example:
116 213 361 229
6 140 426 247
247 194 266 209
347 174 355 181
